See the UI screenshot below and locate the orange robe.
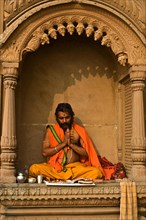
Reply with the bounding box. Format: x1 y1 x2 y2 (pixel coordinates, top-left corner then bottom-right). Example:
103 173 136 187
29 123 110 180
47 123 103 173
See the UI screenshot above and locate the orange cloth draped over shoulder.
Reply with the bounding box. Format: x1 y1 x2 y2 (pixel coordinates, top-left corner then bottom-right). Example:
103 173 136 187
47 123 105 176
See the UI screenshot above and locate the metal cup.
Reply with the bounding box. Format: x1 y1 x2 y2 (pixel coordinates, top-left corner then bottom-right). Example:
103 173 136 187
37 175 43 184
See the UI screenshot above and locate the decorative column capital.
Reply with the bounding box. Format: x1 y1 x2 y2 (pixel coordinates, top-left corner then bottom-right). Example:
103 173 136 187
129 65 146 81
3 74 18 89
2 62 19 75
131 80 145 92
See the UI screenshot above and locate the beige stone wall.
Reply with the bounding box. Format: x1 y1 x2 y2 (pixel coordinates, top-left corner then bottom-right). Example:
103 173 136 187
16 34 122 170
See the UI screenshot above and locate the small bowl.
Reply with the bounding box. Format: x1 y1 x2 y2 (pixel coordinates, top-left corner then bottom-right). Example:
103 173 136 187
66 180 73 184
28 177 36 183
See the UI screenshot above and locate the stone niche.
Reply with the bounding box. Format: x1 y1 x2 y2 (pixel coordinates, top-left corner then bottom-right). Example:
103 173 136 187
16 33 126 172
0 1 146 219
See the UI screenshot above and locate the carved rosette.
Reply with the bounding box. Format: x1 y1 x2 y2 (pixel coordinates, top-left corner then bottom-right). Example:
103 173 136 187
22 17 127 66
0 64 18 183
130 68 146 181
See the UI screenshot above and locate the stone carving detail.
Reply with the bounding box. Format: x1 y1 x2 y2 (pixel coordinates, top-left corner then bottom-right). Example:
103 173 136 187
117 53 128 66
101 33 128 65
3 0 145 35
130 69 146 181
94 29 103 41
109 34 125 54
1 152 16 163
86 24 94 37
130 44 146 65
4 0 37 21
0 184 121 199
101 35 111 47
41 33 50 45
66 23 75 35
57 24 66 36
76 23 84 35
1 5 145 66
0 42 20 62
23 31 43 53
22 19 128 66
3 78 17 88
0 73 18 183
48 27 57 39
104 0 145 31
0 183 145 219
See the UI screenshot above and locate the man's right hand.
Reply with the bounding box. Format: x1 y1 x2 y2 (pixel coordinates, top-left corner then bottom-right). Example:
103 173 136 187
64 128 70 146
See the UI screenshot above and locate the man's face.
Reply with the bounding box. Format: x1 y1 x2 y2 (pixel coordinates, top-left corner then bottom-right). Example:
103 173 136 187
57 111 73 131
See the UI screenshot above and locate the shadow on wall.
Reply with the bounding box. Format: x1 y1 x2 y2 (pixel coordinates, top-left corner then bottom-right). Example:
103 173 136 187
18 33 126 121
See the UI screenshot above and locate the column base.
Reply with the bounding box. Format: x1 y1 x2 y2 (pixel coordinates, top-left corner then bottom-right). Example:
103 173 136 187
0 169 16 183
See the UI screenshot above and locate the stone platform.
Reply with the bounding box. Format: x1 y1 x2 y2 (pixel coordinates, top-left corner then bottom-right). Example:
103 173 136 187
0 181 146 220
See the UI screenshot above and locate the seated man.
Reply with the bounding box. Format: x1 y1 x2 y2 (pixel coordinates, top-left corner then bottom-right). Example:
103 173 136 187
29 103 104 181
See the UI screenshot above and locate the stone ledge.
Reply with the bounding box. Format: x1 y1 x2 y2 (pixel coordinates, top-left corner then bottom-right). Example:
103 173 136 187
0 182 146 220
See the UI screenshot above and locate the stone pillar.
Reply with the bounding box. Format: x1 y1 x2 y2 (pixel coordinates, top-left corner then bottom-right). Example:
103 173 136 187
130 65 146 181
0 62 18 183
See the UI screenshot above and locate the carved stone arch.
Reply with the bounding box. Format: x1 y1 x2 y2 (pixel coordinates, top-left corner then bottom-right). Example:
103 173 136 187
21 15 128 67
20 18 126 66
0 2 145 68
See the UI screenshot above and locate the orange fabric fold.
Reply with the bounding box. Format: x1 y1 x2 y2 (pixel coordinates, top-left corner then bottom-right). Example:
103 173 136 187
47 123 104 175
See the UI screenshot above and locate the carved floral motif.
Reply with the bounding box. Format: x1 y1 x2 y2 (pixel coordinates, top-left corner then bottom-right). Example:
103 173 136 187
22 31 42 53
1 42 20 62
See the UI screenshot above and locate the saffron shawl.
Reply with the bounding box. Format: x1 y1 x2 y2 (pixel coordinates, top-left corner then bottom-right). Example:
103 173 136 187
47 123 104 174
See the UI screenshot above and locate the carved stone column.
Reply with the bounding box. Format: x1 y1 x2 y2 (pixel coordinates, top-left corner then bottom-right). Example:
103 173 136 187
130 65 146 181
0 62 18 183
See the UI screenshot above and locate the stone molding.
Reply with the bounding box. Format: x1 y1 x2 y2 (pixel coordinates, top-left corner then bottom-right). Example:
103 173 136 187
1 62 19 75
0 182 145 204
0 183 146 219
3 0 145 37
0 216 121 220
